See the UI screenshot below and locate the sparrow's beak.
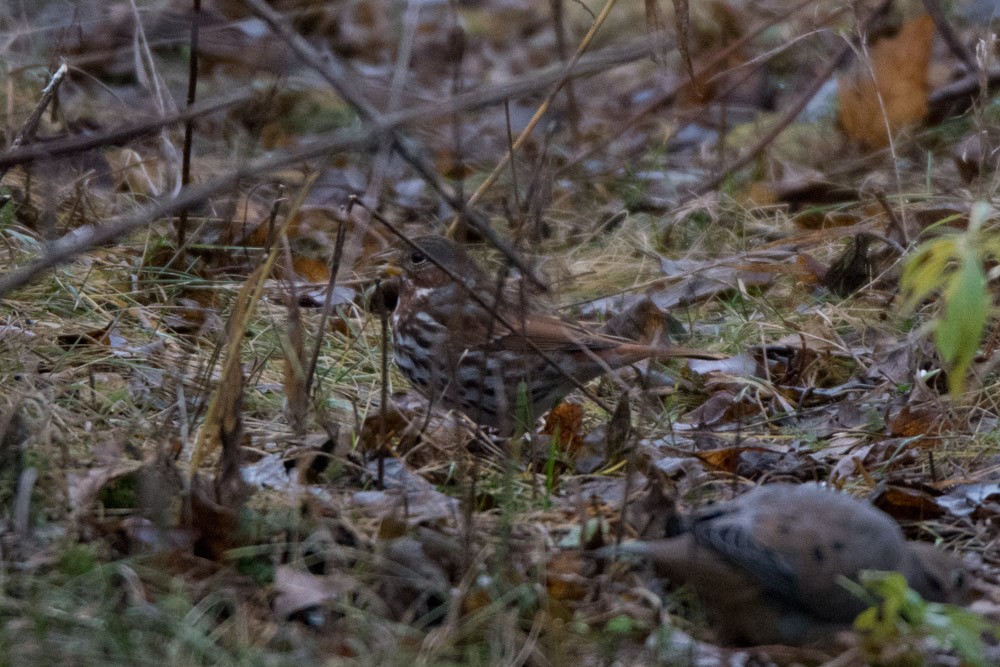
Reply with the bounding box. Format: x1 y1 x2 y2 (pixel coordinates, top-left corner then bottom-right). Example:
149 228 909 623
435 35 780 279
372 246 403 279
368 247 401 314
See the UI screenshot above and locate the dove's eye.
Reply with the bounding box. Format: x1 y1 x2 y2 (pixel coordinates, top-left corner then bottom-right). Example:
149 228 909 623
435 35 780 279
410 250 426 265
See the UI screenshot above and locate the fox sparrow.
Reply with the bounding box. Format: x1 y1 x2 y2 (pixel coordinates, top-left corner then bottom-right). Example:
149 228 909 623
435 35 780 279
389 235 723 433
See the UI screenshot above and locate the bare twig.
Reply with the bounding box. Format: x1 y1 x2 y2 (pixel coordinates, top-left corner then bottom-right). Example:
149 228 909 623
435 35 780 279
0 88 251 171
550 0 581 142
244 0 547 291
874 190 909 247
305 221 347 395
928 65 1000 121
378 303 389 488
176 0 202 250
922 0 977 74
688 39 851 199
0 36 663 297
0 62 68 183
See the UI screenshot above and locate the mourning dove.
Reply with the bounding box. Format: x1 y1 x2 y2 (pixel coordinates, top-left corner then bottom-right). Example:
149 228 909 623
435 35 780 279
604 483 968 646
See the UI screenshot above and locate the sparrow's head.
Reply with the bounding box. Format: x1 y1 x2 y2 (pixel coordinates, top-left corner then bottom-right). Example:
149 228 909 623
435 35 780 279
398 235 482 290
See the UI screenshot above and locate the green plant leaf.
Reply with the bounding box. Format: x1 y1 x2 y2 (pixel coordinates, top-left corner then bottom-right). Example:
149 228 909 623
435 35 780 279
935 250 988 396
900 238 957 313
855 570 996 667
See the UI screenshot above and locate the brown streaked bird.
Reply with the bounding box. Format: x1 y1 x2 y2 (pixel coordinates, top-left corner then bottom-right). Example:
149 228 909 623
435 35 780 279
389 235 724 433
600 483 969 646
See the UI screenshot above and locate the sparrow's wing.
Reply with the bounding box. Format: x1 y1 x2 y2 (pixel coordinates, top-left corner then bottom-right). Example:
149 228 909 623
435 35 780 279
489 315 623 353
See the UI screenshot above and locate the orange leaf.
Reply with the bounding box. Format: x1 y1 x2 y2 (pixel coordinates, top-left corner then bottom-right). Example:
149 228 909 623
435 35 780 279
838 14 934 149
542 403 585 454
292 257 330 283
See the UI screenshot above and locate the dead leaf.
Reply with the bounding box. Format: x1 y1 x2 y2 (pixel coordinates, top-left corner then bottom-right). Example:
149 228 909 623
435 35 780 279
599 297 668 343
888 404 949 438
542 403 585 455
57 322 114 349
374 537 451 623
935 483 1000 520
604 396 632 462
693 445 781 474
953 132 999 182
838 15 935 149
680 390 758 427
545 550 596 602
353 459 460 525
652 258 775 309
746 177 859 211
822 233 874 297
871 483 945 522
67 462 142 511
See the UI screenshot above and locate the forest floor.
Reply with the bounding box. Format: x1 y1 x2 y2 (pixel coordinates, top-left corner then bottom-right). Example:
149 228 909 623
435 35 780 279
2 0 1000 664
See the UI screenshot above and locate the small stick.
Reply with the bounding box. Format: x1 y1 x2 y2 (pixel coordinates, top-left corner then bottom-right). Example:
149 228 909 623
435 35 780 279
378 302 389 490
176 0 203 250
874 190 909 247
306 221 347 395
0 88 251 171
922 0 977 74
458 0 621 213
550 0 581 142
689 39 851 199
615 453 632 547
0 62 68 183
505 101 523 223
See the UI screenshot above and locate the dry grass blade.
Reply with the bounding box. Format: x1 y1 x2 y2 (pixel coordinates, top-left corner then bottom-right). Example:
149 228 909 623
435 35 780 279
189 213 293 474
2 1 996 662
282 236 307 437
457 0 623 215
305 221 347 396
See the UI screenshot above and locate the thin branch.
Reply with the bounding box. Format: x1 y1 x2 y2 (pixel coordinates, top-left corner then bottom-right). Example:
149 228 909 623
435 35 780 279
0 62 68 183
305 221 347 395
0 36 665 297
922 0 977 74
244 0 548 291
688 39 851 199
176 0 202 250
928 65 1000 121
0 88 251 171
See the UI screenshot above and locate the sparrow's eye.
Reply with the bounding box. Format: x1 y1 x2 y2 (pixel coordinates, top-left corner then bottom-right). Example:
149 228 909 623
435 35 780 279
410 250 426 265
